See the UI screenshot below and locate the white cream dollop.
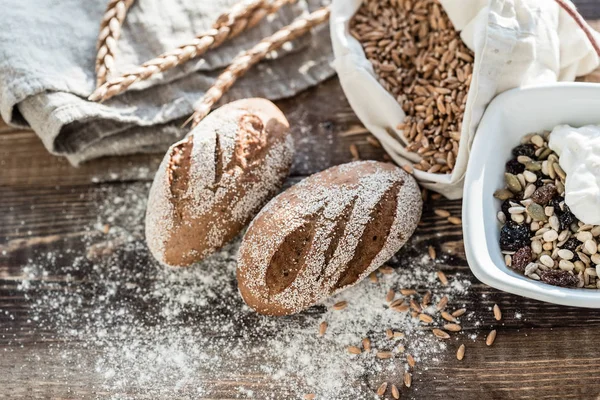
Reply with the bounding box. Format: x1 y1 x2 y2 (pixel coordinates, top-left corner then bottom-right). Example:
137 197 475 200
549 124 600 225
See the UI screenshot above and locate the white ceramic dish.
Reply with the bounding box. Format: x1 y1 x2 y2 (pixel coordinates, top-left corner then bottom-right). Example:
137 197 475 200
463 82 600 308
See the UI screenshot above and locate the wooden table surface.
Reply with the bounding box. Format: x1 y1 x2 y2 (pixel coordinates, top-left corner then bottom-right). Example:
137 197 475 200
2 4 600 400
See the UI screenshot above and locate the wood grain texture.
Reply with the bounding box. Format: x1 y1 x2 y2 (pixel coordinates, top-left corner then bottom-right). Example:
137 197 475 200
1 4 600 399
574 0 600 19
3 191 600 399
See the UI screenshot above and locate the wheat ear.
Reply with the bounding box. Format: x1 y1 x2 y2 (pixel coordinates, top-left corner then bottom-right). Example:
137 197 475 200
185 6 330 128
89 0 295 102
95 0 136 88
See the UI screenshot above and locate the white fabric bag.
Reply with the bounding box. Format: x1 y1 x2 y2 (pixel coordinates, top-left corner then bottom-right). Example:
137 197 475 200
331 0 600 199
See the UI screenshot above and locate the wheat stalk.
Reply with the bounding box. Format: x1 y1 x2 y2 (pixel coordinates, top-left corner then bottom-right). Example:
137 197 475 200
185 6 330 128
95 0 136 88
89 0 296 102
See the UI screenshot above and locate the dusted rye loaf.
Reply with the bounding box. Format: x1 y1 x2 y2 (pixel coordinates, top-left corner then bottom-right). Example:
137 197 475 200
145 98 294 267
237 161 422 316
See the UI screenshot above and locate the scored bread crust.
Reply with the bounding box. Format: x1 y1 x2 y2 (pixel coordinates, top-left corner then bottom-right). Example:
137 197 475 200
145 98 294 267
237 160 423 316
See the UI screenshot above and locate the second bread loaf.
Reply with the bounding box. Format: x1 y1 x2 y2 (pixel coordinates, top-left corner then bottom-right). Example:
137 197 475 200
237 161 422 315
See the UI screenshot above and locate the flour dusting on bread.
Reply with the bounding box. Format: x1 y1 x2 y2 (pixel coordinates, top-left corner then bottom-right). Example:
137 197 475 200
146 98 294 267
237 161 422 315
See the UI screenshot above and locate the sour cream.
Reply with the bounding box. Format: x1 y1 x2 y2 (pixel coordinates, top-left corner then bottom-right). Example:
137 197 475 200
549 124 600 225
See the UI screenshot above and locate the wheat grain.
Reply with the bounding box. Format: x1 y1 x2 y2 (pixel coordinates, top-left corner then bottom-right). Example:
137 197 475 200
390 299 405 308
350 0 473 174
362 338 371 352
392 304 410 312
407 354 416 368
441 311 456 322
434 209 451 218
443 323 462 332
404 372 412 388
318 321 328 336
349 144 360 160
386 289 396 303
391 384 400 399
90 0 296 101
428 245 437 260
486 330 497 346
186 6 330 127
379 265 394 274
376 351 393 359
333 300 348 311
437 271 448 285
436 295 449 311
369 272 378 283
432 328 450 339
376 382 388 396
493 304 502 321
347 346 362 355
410 299 422 313
419 313 433 324
452 308 466 317
448 216 462 225
456 344 465 360
95 0 135 87
304 394 315 400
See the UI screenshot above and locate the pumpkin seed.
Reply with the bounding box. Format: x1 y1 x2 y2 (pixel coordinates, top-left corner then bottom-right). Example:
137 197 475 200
524 161 542 171
505 173 522 193
526 203 547 221
493 188 514 200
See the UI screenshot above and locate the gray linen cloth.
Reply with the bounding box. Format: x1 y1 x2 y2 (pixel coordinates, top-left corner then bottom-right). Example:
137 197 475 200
0 0 333 165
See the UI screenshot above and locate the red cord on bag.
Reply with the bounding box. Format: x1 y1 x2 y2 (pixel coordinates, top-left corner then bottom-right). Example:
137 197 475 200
554 0 600 57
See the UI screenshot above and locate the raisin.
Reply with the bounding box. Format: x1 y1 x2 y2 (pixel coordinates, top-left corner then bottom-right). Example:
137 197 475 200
534 177 545 187
558 209 576 231
550 196 565 212
512 144 535 158
500 221 530 252
505 159 525 175
501 199 512 218
511 246 532 272
562 238 581 252
531 184 557 206
539 270 579 287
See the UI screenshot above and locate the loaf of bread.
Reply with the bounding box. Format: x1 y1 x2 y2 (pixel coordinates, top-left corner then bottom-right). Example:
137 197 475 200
237 160 422 315
145 98 294 267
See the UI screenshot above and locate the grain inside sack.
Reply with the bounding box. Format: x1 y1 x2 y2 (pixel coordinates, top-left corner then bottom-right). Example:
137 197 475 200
350 0 474 174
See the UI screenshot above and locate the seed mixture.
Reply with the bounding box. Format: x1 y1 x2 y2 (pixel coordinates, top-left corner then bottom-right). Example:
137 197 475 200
4 182 498 399
495 131 600 288
350 0 474 174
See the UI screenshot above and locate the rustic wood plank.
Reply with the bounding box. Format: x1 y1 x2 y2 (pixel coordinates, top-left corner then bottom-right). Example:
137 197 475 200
0 117 14 133
574 0 600 19
2 326 600 400
3 187 600 399
2 186 600 332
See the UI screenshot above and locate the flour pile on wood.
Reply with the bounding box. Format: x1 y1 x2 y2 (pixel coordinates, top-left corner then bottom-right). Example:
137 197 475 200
15 182 476 399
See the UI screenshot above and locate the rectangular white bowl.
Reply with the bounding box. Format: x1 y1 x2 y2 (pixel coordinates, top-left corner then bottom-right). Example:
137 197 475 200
463 82 600 308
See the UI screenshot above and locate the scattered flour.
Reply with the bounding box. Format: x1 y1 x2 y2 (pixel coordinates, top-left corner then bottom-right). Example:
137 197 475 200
13 182 477 399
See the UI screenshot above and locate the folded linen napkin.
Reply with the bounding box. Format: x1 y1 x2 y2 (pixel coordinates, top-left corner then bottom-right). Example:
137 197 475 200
0 0 333 165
